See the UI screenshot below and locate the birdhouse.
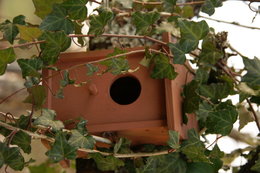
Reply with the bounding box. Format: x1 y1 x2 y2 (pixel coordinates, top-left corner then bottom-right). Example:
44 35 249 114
43 34 197 145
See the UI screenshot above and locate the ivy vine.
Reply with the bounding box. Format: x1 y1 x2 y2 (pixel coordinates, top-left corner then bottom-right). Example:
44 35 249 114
0 0 260 172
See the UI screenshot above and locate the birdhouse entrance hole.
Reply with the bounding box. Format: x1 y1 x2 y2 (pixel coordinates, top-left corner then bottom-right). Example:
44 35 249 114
110 76 141 105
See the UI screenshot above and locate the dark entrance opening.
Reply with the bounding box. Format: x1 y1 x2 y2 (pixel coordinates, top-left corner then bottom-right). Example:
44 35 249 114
110 76 141 105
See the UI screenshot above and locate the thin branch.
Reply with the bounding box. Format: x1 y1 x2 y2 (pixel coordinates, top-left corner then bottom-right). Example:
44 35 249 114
199 15 260 30
227 43 245 57
0 120 174 158
0 88 26 105
89 0 101 5
246 98 260 132
0 34 167 50
132 0 206 6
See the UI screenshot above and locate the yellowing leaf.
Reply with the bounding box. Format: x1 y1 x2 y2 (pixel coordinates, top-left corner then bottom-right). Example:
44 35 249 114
17 25 43 41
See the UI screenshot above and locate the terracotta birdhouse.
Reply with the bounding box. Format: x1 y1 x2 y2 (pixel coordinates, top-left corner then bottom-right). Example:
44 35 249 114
43 35 197 145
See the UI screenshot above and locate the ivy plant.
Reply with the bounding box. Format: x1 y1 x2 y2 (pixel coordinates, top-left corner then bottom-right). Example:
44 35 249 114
0 0 260 172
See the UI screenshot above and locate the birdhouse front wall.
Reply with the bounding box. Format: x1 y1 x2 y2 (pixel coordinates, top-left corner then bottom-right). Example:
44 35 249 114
44 48 167 133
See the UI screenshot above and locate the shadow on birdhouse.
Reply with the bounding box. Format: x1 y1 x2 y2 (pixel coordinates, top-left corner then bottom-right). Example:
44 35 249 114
43 34 197 145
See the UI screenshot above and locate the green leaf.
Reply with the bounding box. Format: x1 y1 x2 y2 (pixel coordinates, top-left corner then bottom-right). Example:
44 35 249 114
68 130 95 149
17 58 43 78
40 46 61 66
60 70 75 87
113 138 132 154
0 21 18 44
16 115 31 129
183 80 200 113
132 11 160 35
206 101 238 135
24 85 46 109
62 0 88 20
17 25 43 41
0 142 25 170
162 0 177 12
242 57 260 89
29 162 57 173
210 145 224 159
151 53 178 80
199 82 233 100
40 4 74 34
168 42 187 64
251 157 260 172
11 131 32 154
41 31 71 51
195 68 209 84
32 0 64 19
86 64 99 76
90 153 124 171
0 48 16 75
238 105 254 131
201 0 222 16
100 48 129 75
88 9 114 36
187 162 214 173
0 15 25 44
137 153 187 173
167 130 180 149
181 129 210 163
199 34 223 65
196 101 213 123
33 108 64 131
178 19 209 51
75 119 88 135
46 132 77 162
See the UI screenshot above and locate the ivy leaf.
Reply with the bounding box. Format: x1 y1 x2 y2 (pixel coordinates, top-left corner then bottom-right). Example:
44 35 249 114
201 0 222 16
100 48 129 75
90 153 124 171
199 34 223 65
32 0 64 19
196 101 213 124
86 64 99 76
251 158 260 172
75 119 88 135
11 131 32 154
178 19 209 52
187 162 214 173
40 46 61 66
0 142 25 170
0 48 16 75
167 130 180 149
132 11 160 35
68 130 95 149
62 0 88 20
168 42 187 64
113 138 132 154
181 129 210 163
28 161 58 173
137 153 187 173
210 145 224 159
238 105 254 131
46 132 77 162
33 108 64 131
88 9 114 36
16 115 31 129
24 85 46 109
183 80 200 113
41 31 71 52
195 68 209 84
206 101 238 135
60 70 75 87
17 25 43 42
17 58 43 78
162 0 177 12
151 53 178 80
40 4 74 34
199 82 233 100
242 57 260 90
0 15 25 44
